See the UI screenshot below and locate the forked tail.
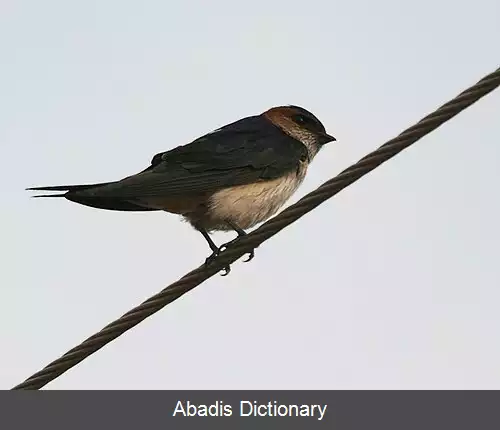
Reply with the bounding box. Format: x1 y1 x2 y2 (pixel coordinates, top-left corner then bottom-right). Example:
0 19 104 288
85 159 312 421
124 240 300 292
26 182 156 211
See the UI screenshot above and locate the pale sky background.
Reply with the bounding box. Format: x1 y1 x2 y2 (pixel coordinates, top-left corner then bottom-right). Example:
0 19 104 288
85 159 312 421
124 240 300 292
1 0 499 390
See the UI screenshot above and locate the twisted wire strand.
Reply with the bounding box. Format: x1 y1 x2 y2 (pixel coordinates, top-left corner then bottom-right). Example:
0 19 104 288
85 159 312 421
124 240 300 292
12 67 500 390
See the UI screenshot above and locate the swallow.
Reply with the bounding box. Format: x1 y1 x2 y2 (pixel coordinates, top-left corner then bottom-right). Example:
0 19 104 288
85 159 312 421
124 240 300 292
27 105 336 275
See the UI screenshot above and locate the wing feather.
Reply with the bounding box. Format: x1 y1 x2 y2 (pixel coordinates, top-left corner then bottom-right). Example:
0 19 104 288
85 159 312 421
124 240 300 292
74 116 307 200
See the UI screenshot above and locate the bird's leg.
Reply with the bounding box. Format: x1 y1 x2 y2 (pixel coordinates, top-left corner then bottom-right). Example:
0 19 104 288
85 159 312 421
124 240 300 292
220 220 255 263
199 228 231 276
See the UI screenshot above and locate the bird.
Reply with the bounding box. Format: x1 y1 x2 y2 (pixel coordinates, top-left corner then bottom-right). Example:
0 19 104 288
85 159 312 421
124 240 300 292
27 105 336 275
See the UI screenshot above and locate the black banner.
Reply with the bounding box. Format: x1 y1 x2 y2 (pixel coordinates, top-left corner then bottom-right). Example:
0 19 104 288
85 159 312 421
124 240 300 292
2 390 498 429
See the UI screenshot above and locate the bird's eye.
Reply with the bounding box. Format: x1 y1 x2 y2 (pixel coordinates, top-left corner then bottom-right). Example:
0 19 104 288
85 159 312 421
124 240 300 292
292 114 309 125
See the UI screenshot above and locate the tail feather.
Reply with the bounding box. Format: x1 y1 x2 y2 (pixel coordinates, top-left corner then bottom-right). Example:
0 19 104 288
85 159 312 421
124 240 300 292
26 183 108 193
31 193 67 198
26 181 157 212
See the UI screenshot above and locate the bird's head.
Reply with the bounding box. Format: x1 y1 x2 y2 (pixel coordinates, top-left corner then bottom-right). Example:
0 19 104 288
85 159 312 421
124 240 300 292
263 105 336 158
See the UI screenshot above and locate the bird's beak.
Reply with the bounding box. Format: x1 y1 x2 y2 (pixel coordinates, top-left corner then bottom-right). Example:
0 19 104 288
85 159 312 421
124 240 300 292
319 132 336 145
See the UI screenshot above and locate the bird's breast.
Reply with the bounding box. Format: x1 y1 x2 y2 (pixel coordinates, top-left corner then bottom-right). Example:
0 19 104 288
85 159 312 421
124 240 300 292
207 163 307 231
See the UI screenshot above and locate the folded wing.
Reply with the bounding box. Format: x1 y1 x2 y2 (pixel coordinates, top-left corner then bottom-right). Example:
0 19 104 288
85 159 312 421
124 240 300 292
73 115 307 200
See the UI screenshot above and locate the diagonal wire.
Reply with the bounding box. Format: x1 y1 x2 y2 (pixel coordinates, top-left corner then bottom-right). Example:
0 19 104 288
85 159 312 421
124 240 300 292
12 67 500 390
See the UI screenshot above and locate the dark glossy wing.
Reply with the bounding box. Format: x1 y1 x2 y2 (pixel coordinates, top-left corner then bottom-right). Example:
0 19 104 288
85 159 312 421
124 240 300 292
77 115 307 200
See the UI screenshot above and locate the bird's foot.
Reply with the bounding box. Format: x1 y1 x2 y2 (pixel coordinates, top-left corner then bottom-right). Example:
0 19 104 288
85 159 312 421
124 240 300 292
204 249 231 276
203 239 255 276
218 238 255 263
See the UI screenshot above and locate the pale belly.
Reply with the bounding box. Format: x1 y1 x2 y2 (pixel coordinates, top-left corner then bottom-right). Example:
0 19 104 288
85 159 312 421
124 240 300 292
206 169 306 231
